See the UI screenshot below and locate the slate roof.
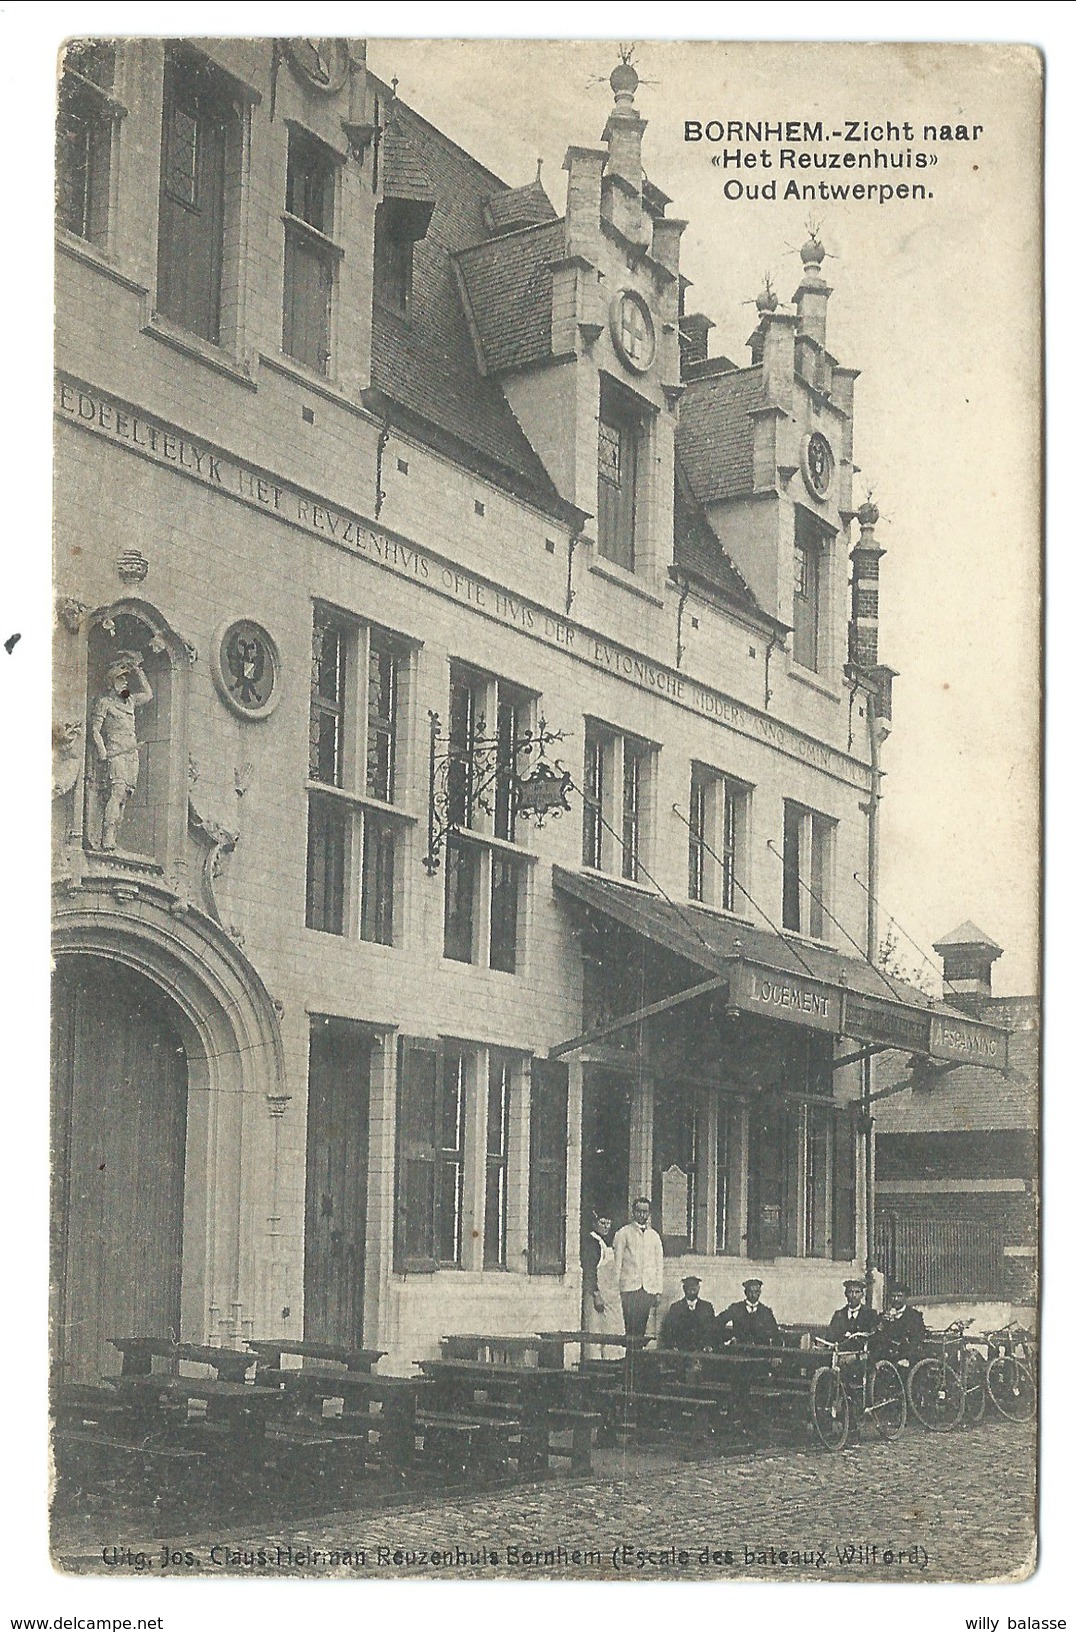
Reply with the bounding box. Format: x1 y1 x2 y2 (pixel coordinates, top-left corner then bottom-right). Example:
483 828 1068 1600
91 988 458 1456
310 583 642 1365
677 364 765 503
455 220 565 373
873 997 1039 1135
934 921 1003 952
672 461 774 625
369 97 572 518
380 118 435 204
483 177 558 235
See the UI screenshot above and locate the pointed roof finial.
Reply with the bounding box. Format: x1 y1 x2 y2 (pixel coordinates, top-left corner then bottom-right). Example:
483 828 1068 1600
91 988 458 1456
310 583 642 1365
536 156 543 183
756 272 778 313
610 43 639 104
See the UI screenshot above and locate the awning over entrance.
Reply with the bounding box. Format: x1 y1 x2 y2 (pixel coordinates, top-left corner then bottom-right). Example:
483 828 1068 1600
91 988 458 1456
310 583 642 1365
552 866 1009 1071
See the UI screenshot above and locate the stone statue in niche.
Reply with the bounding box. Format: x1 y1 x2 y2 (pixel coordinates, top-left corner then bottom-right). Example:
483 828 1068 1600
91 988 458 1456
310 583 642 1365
90 650 153 851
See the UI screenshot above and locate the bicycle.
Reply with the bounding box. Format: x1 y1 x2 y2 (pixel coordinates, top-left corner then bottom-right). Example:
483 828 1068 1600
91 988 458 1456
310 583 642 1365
809 1335 906 1452
984 1321 1037 1423
907 1320 985 1431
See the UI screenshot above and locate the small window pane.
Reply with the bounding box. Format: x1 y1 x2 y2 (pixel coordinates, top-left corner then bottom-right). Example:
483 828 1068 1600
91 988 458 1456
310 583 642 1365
490 853 520 974
688 768 706 901
782 805 802 933
484 1058 510 1269
360 817 395 945
439 1051 466 1265
443 837 477 963
309 612 346 785
622 742 642 881
583 728 603 869
306 793 347 934
366 640 397 801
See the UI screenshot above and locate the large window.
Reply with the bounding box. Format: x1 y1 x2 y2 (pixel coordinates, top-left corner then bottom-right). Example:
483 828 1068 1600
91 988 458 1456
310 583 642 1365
283 130 339 375
395 1039 467 1270
157 47 239 345
781 801 836 939
528 1060 568 1275
597 377 645 571
582 720 653 882
793 508 831 672
57 42 117 246
306 606 409 944
442 664 532 973
484 1054 512 1270
688 763 751 912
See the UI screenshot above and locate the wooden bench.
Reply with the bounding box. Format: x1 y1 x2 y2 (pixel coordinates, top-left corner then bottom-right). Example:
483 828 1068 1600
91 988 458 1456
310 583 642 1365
109 1337 258 1383
414 1410 522 1477
246 1339 385 1375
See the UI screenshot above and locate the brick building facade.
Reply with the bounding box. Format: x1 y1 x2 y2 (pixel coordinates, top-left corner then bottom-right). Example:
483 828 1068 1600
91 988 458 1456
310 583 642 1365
51 39 1009 1380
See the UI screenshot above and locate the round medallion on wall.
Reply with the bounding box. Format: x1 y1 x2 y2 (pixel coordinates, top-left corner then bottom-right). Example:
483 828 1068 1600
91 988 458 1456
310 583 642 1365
212 620 281 721
610 290 656 373
802 431 835 499
284 39 351 95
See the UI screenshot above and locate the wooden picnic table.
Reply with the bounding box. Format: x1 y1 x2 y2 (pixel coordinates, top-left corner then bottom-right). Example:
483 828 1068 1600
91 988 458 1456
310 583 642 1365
108 1336 258 1383
417 1359 604 1474
104 1374 284 1441
245 1338 385 1373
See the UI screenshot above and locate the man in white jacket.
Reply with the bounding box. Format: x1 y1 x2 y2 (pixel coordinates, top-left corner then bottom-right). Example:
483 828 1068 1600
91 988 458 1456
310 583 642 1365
613 1196 665 1338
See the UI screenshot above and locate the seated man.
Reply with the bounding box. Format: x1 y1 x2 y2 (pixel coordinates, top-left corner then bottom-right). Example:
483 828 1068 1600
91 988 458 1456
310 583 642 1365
660 1275 717 1351
715 1278 782 1347
871 1282 927 1366
824 1278 880 1347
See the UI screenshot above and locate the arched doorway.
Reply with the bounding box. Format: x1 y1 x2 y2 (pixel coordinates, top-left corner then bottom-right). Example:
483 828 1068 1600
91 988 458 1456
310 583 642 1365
51 955 189 1383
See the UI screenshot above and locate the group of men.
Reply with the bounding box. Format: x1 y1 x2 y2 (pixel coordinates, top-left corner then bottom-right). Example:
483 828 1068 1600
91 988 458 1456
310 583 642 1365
660 1269 928 1364
594 1195 927 1364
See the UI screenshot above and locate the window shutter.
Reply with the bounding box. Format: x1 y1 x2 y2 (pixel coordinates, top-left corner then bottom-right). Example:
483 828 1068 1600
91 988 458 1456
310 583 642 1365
394 1038 438 1269
528 1060 568 1275
833 1104 858 1260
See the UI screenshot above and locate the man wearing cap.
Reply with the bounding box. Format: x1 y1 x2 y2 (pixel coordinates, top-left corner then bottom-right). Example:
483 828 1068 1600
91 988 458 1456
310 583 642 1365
871 1282 927 1366
660 1275 717 1352
715 1279 782 1347
613 1197 665 1338
824 1278 881 1346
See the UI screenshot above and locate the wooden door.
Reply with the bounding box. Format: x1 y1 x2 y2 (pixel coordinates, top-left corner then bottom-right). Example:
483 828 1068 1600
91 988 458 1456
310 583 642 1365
51 957 188 1383
304 1022 370 1346
581 1068 632 1227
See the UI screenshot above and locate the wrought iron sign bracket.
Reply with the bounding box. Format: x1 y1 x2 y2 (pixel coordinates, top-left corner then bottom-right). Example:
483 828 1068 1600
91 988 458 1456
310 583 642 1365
421 710 573 874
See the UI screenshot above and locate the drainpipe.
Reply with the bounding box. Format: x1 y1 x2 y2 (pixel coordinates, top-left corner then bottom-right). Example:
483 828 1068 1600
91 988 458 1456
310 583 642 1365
862 686 883 1307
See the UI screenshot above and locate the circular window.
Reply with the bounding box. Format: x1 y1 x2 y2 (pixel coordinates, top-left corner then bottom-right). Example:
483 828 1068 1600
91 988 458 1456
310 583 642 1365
802 431 835 499
610 290 656 373
211 620 282 720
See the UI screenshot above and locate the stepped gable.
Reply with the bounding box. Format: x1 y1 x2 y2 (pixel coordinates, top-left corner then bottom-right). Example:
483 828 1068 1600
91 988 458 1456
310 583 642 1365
369 97 570 517
677 363 765 503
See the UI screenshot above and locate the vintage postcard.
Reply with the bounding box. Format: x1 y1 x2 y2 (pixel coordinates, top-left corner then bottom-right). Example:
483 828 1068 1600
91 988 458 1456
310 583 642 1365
44 27 1042 1591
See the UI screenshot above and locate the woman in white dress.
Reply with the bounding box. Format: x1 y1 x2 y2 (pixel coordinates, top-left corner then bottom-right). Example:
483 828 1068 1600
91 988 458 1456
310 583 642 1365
582 1213 626 1361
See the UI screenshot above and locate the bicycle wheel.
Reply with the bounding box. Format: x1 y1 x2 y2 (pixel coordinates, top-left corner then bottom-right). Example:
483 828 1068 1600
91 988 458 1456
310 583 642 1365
908 1358 965 1431
986 1355 1037 1423
810 1367 850 1451
867 1360 907 1438
962 1348 988 1425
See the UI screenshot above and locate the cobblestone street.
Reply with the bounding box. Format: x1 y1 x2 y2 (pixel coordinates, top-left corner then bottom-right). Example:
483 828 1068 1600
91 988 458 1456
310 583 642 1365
57 1419 1035 1584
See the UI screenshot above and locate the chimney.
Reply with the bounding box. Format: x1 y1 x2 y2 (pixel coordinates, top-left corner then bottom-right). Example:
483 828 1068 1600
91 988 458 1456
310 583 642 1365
934 922 1004 1014
794 234 832 350
848 497 884 669
679 312 713 370
562 145 606 262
